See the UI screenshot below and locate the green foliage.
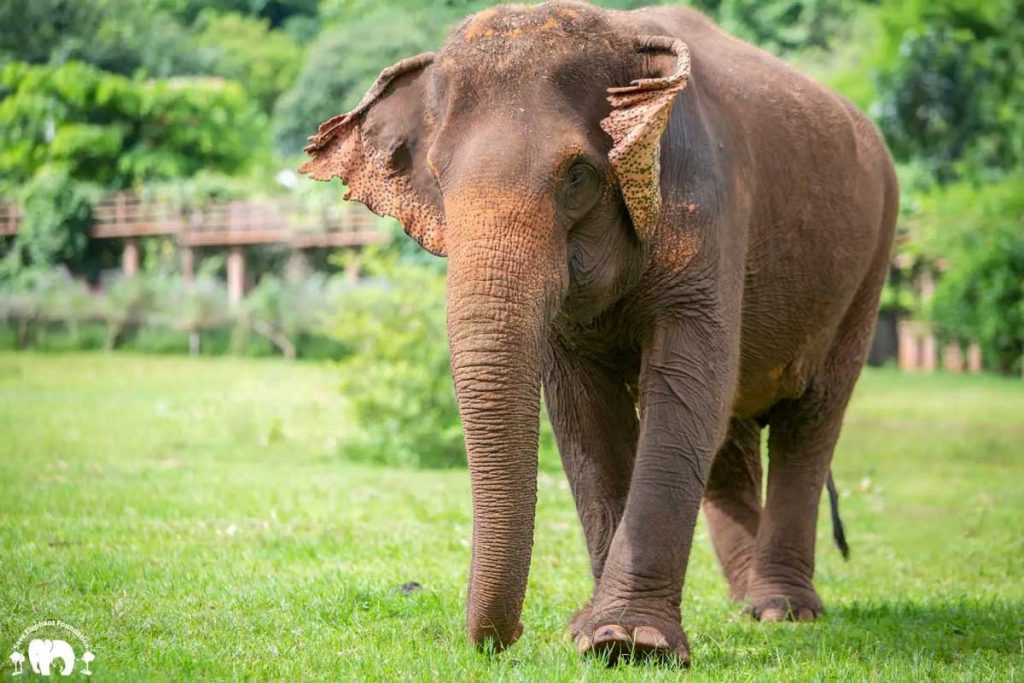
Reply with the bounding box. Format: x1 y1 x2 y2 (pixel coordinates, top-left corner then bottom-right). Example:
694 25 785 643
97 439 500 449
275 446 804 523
0 266 347 359
909 178 1024 374
4 168 98 273
873 0 1024 181
322 247 463 468
155 0 320 27
273 6 448 154
192 12 303 111
242 272 346 358
713 0 856 52
0 60 267 189
0 0 201 77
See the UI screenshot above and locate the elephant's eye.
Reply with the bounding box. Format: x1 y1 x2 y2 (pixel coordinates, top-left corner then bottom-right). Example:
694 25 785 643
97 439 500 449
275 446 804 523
559 161 602 220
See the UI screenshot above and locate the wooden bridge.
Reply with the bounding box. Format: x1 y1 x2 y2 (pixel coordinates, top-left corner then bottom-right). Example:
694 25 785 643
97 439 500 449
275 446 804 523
0 193 385 301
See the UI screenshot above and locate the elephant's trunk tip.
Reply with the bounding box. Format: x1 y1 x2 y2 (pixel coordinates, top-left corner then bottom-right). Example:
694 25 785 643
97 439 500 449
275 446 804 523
468 619 524 654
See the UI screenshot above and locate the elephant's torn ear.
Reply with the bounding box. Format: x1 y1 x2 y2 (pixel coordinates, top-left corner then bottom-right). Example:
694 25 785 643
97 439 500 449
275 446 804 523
299 52 447 256
601 37 691 241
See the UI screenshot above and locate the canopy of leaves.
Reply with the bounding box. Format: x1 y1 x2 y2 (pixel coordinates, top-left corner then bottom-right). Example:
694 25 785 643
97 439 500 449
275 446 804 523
0 61 266 189
874 0 1024 182
192 12 303 111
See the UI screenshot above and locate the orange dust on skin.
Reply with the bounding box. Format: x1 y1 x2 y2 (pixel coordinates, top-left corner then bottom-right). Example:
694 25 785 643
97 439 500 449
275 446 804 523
769 364 786 380
462 8 498 40
462 3 580 42
655 231 699 270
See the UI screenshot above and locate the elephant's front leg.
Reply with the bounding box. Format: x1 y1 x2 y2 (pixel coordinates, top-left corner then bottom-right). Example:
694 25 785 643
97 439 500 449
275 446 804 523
543 339 638 643
578 319 734 665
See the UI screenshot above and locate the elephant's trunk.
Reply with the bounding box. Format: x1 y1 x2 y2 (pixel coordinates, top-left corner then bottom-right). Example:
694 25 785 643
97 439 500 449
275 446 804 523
445 195 560 650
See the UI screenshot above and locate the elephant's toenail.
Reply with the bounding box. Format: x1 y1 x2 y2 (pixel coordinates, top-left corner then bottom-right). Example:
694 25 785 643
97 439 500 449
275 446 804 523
575 635 592 654
632 626 669 648
797 609 816 621
760 608 786 622
593 624 630 643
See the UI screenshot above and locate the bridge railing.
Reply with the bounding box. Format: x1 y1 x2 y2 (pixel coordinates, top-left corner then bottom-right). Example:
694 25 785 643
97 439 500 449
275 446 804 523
2 192 386 248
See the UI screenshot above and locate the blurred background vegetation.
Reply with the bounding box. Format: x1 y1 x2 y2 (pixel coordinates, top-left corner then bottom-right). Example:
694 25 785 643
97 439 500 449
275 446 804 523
0 0 1021 466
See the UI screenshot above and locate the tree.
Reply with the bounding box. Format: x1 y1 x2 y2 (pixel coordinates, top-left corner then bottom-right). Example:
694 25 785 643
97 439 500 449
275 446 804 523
0 0 200 77
0 61 267 189
273 6 449 154
874 0 1024 181
192 11 303 111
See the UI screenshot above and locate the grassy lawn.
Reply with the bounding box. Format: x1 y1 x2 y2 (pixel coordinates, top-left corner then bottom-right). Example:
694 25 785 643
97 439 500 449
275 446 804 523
1 352 1022 681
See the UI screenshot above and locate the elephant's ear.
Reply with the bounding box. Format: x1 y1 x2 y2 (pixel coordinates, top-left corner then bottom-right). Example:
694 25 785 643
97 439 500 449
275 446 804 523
600 37 691 241
300 53 447 256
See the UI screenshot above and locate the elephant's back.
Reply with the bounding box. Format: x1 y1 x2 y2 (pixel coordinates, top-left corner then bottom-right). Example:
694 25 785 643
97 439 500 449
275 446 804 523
623 3 898 417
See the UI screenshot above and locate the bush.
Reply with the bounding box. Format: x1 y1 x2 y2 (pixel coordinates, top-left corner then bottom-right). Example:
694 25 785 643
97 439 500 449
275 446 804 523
321 246 562 471
322 247 462 468
242 272 347 359
911 178 1024 375
7 169 98 272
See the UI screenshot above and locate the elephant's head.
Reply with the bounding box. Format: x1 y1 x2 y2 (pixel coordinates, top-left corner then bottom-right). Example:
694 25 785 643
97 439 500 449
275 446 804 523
301 1 691 651
28 638 76 676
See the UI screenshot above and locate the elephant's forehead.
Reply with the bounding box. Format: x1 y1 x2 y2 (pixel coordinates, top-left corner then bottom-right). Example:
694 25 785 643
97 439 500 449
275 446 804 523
440 1 624 82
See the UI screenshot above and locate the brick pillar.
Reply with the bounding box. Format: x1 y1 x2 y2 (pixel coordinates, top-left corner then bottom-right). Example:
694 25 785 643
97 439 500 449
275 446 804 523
122 238 139 277
898 321 921 371
227 246 246 305
921 334 937 372
943 342 964 373
967 343 983 374
344 258 360 284
917 271 937 372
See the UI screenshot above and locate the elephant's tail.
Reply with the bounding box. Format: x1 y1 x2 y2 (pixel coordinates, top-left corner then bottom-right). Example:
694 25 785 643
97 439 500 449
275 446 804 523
826 471 850 560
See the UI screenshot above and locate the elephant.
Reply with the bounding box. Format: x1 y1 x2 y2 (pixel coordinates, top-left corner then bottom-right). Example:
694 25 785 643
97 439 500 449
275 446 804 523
28 638 76 676
301 0 897 665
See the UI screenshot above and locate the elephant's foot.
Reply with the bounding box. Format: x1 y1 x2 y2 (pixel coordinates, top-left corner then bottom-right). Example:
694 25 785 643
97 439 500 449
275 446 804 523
745 583 824 622
571 604 689 666
568 602 593 641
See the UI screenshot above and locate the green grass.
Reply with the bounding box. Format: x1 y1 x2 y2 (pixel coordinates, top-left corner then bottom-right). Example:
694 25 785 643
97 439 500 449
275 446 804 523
1 352 1022 681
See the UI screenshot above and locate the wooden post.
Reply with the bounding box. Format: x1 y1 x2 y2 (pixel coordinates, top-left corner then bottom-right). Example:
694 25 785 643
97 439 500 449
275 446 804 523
122 238 139 277
180 246 195 283
344 257 360 284
285 249 309 282
227 245 246 305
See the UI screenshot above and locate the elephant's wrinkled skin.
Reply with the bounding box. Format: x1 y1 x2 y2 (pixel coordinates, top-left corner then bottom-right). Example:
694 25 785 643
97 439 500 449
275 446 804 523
301 1 897 665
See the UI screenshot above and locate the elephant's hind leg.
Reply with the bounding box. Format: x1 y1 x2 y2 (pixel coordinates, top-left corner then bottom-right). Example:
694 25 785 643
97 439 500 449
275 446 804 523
704 418 763 601
745 386 839 621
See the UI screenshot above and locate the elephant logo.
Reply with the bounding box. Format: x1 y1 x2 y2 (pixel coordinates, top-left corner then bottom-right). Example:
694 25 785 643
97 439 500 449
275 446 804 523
28 639 75 677
8 620 95 677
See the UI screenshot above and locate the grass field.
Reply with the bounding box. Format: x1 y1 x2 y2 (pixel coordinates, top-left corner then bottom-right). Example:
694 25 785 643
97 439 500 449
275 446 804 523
1 352 1022 681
